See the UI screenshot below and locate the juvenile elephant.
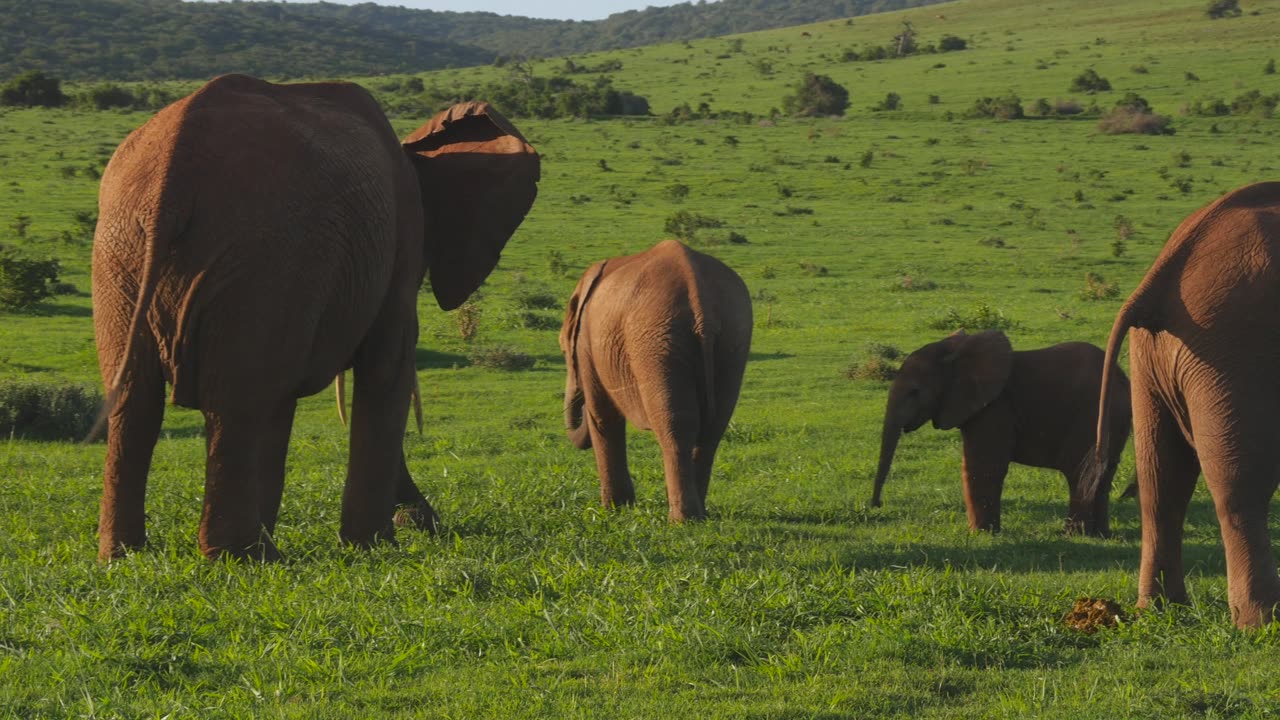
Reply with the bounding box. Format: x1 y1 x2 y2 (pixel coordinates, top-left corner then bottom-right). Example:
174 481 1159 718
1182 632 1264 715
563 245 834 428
872 330 1131 536
92 74 539 561
559 240 752 521
1087 181 1280 628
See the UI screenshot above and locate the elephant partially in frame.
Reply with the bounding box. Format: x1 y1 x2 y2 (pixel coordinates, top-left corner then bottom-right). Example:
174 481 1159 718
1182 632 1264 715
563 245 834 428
559 240 753 521
872 330 1131 536
1087 181 1280 628
92 74 540 561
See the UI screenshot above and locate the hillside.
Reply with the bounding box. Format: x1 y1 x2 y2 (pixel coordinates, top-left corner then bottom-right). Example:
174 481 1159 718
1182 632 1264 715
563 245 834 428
0 0 948 81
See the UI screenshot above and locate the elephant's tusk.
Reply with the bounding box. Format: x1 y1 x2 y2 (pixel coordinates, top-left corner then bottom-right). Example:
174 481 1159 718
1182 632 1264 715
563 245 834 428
335 372 348 427
412 373 423 434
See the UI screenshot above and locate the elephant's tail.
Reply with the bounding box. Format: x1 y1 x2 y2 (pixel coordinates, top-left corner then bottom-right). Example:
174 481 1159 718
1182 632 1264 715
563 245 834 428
698 330 717 424
1082 306 1133 498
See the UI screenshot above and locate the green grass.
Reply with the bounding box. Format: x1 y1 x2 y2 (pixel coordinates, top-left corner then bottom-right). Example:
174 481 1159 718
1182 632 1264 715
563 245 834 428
3 0 1280 715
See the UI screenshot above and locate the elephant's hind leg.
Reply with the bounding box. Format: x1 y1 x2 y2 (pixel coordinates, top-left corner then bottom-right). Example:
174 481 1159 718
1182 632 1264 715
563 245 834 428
1132 375 1199 610
198 405 288 561
98 358 166 561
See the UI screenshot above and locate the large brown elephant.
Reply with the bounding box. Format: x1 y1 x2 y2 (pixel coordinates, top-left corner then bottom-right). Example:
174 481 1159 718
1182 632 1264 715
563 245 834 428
559 240 752 521
92 74 539 561
872 330 1131 536
1087 181 1280 628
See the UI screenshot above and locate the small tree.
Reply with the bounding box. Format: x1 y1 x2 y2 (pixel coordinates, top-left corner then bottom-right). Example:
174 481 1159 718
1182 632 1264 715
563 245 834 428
782 73 850 117
1206 0 1242 18
0 71 67 107
893 21 917 57
1070 69 1112 94
0 247 60 310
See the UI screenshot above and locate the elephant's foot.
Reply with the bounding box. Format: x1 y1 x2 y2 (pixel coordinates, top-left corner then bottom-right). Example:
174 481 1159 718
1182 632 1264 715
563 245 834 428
1064 516 1111 539
97 532 147 563
1230 596 1280 629
201 533 282 563
339 521 398 549
394 502 441 534
668 502 707 523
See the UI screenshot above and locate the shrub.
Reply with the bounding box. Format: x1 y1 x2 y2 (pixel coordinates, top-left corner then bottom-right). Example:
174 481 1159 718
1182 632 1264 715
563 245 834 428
891 274 938 291
1053 98 1084 115
663 210 723 242
845 343 903 381
938 35 967 52
455 301 481 342
0 248 60 310
512 286 560 310
969 94 1024 119
872 92 902 111
0 380 101 441
547 249 569 277
930 303 1020 331
1069 69 1112 93
468 345 535 371
799 261 828 276
1266 59 1277 75
664 182 691 203
1098 107 1174 135
1080 272 1119 300
782 73 850 117
1230 89 1279 118
0 71 67 107
1206 0 1241 18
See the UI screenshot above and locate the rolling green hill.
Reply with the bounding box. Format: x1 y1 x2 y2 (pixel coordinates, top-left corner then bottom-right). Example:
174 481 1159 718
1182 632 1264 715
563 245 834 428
0 0 948 81
2 0 1280 716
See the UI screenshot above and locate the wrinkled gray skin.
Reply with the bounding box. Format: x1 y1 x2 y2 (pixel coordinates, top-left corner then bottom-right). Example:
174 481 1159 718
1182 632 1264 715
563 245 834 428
1086 181 1280 628
92 74 539 561
872 330 1131 536
560 240 753 521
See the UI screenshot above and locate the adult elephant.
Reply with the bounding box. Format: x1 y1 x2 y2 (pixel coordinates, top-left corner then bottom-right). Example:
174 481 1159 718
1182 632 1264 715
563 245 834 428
559 240 752 521
872 330 1130 536
1087 182 1280 628
92 74 540 561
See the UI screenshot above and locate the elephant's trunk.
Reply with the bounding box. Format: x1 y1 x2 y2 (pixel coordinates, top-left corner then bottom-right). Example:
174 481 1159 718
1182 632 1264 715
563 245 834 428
871 408 905 508
564 374 592 450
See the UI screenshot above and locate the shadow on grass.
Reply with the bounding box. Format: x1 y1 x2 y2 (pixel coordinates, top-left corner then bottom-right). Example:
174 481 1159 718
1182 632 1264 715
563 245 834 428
20 302 93 318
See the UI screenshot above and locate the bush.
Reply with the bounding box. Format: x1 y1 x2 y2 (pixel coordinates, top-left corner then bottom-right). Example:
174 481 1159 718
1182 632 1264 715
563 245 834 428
938 34 968 52
0 71 67 107
468 345 535 371
0 248 60 310
1098 107 1174 135
969 94 1024 119
1080 272 1119 300
1230 89 1279 118
1206 0 1241 18
845 343 903 381
663 210 723 242
1069 69 1112 94
512 286 560 310
872 92 902 111
930 303 1020 331
782 73 850 117
0 380 102 441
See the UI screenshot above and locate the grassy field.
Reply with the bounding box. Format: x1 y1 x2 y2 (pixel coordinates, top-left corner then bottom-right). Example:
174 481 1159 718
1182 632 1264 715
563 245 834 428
3 0 1280 715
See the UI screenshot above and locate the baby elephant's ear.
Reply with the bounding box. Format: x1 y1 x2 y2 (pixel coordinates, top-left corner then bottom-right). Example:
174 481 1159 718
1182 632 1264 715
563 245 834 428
933 330 1013 430
403 102 541 311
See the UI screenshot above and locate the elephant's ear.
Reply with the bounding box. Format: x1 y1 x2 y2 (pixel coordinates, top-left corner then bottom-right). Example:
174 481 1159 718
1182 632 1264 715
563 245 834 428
403 101 541 311
933 330 1013 430
560 260 608 364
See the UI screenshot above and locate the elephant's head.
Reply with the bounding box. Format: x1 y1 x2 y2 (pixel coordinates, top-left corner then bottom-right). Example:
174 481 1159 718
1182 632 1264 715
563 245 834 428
559 260 608 450
401 102 541 310
871 330 1013 508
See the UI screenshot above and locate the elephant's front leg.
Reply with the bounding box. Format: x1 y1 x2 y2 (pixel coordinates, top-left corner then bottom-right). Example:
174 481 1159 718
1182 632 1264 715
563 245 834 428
959 417 1012 532
394 452 441 533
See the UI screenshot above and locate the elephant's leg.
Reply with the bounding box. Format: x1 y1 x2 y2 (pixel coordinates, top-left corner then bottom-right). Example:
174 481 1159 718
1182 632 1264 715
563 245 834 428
98 357 166 561
1132 381 1199 609
199 407 283 561
340 314 416 547
588 407 635 509
1065 462 1114 537
659 434 703 522
1193 407 1280 627
959 417 1012 532
256 399 297 537
693 436 721 506
394 453 441 533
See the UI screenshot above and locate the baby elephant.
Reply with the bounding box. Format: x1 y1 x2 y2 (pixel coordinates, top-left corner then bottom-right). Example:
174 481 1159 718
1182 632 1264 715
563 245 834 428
870 330 1131 536
559 239 753 521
